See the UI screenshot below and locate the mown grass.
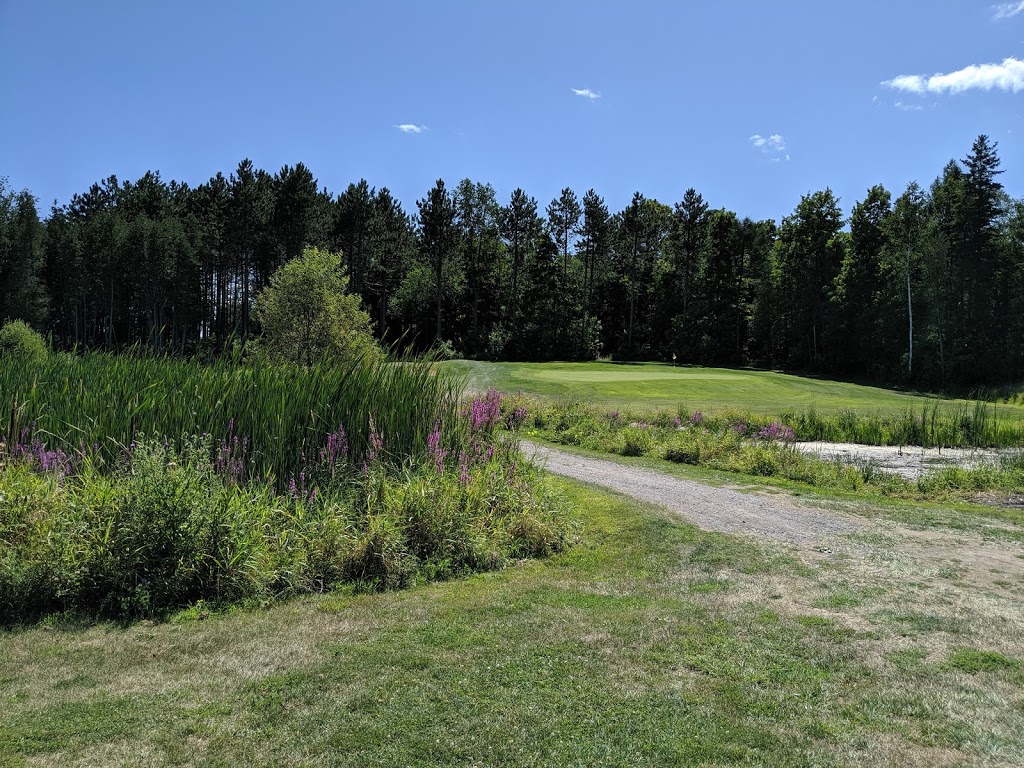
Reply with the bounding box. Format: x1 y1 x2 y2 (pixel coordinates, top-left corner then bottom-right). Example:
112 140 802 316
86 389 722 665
2 480 1022 766
449 360 1024 419
451 361 1024 447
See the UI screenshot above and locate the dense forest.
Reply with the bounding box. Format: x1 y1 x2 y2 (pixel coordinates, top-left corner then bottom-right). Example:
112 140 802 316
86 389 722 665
1 135 1021 389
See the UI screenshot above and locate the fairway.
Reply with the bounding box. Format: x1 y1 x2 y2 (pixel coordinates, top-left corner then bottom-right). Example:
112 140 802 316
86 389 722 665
447 360 1024 418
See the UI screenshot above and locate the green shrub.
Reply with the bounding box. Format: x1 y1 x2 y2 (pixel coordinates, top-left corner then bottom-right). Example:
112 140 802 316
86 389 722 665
0 320 47 363
620 426 654 456
523 399 1022 501
664 444 700 465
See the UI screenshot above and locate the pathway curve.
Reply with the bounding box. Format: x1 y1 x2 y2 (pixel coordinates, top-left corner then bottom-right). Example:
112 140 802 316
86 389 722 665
522 440 862 546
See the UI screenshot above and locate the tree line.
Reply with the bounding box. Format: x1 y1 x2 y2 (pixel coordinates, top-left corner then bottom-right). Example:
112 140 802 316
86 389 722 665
1 134 1021 389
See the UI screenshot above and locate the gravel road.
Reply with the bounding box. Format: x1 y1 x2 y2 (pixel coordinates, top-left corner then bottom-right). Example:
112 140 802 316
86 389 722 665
523 440 862 546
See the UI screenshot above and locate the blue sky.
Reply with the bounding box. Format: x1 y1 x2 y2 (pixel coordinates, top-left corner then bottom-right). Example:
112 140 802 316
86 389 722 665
1 1 1022 222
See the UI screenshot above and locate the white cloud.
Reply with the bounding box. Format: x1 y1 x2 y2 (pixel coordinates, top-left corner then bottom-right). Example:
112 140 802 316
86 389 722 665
749 133 789 162
993 1 1024 19
882 57 1024 94
571 87 601 99
394 124 426 134
749 133 785 151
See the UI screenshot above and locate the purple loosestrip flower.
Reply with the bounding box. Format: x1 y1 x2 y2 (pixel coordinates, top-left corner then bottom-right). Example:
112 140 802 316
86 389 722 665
427 421 447 473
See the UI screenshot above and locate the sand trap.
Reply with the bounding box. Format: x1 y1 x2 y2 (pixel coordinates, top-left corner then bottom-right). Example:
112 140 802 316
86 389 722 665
793 441 1023 480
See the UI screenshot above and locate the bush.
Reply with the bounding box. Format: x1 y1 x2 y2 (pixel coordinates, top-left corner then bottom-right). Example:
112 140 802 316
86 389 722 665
0 320 47 363
621 426 654 456
0 428 574 621
253 246 380 366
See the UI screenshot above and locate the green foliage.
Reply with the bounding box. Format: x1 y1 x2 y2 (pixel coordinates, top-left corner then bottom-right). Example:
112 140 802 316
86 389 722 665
0 351 459 489
0 433 572 622
522 399 1024 500
621 426 655 456
20 135 1024 393
0 319 47 363
253 246 379 366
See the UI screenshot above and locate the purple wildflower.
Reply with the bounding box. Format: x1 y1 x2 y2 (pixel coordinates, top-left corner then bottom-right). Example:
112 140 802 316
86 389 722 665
466 388 503 432
505 404 528 431
5 428 74 477
215 420 249 485
427 421 447 473
757 422 795 442
320 423 349 467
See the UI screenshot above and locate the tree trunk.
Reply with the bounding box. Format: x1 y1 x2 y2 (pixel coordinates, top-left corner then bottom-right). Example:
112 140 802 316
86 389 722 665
435 253 443 340
906 250 913 377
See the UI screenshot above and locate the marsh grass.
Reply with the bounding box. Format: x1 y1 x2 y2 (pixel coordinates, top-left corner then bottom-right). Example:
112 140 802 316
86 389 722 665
782 400 1022 448
0 350 466 488
0 354 573 622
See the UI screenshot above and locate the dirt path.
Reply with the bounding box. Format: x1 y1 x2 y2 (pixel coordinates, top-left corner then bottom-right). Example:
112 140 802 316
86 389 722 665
522 440 863 545
523 439 1024 594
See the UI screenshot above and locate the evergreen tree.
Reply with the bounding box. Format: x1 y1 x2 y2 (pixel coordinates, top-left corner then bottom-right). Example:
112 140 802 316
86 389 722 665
417 179 458 342
772 189 846 369
0 182 47 326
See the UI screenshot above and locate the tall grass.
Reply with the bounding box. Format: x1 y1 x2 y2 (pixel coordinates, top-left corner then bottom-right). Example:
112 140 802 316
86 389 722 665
0 355 576 621
0 351 465 488
777 401 1023 448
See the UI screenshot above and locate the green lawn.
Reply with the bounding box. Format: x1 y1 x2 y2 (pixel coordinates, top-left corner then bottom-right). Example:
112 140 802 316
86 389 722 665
2 479 1022 766
447 360 1024 418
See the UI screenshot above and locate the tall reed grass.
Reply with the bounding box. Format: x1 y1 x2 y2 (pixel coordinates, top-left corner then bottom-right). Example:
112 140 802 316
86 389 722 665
0 351 465 488
777 401 1023 448
0 355 575 621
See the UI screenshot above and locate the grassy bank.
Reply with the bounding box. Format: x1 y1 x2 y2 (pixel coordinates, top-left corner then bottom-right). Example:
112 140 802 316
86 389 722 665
450 360 1024 438
520 400 1024 501
0 353 572 621
2 480 1021 766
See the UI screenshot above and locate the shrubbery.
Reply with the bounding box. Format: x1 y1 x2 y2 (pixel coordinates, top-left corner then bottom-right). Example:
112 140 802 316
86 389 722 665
0 426 571 622
0 352 574 621
0 319 47 363
520 399 1024 500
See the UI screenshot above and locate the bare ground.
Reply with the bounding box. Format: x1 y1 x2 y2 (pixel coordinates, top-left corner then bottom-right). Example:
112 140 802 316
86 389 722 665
794 441 1023 480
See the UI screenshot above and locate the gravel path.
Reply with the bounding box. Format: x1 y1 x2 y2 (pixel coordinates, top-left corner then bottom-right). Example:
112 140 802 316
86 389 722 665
522 440 862 546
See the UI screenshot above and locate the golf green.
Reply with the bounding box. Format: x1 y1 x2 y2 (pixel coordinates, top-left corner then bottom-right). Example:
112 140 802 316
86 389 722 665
445 360 1024 417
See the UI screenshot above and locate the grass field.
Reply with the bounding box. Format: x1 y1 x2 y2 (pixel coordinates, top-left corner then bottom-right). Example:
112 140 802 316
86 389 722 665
3 479 1022 766
448 360 1024 419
